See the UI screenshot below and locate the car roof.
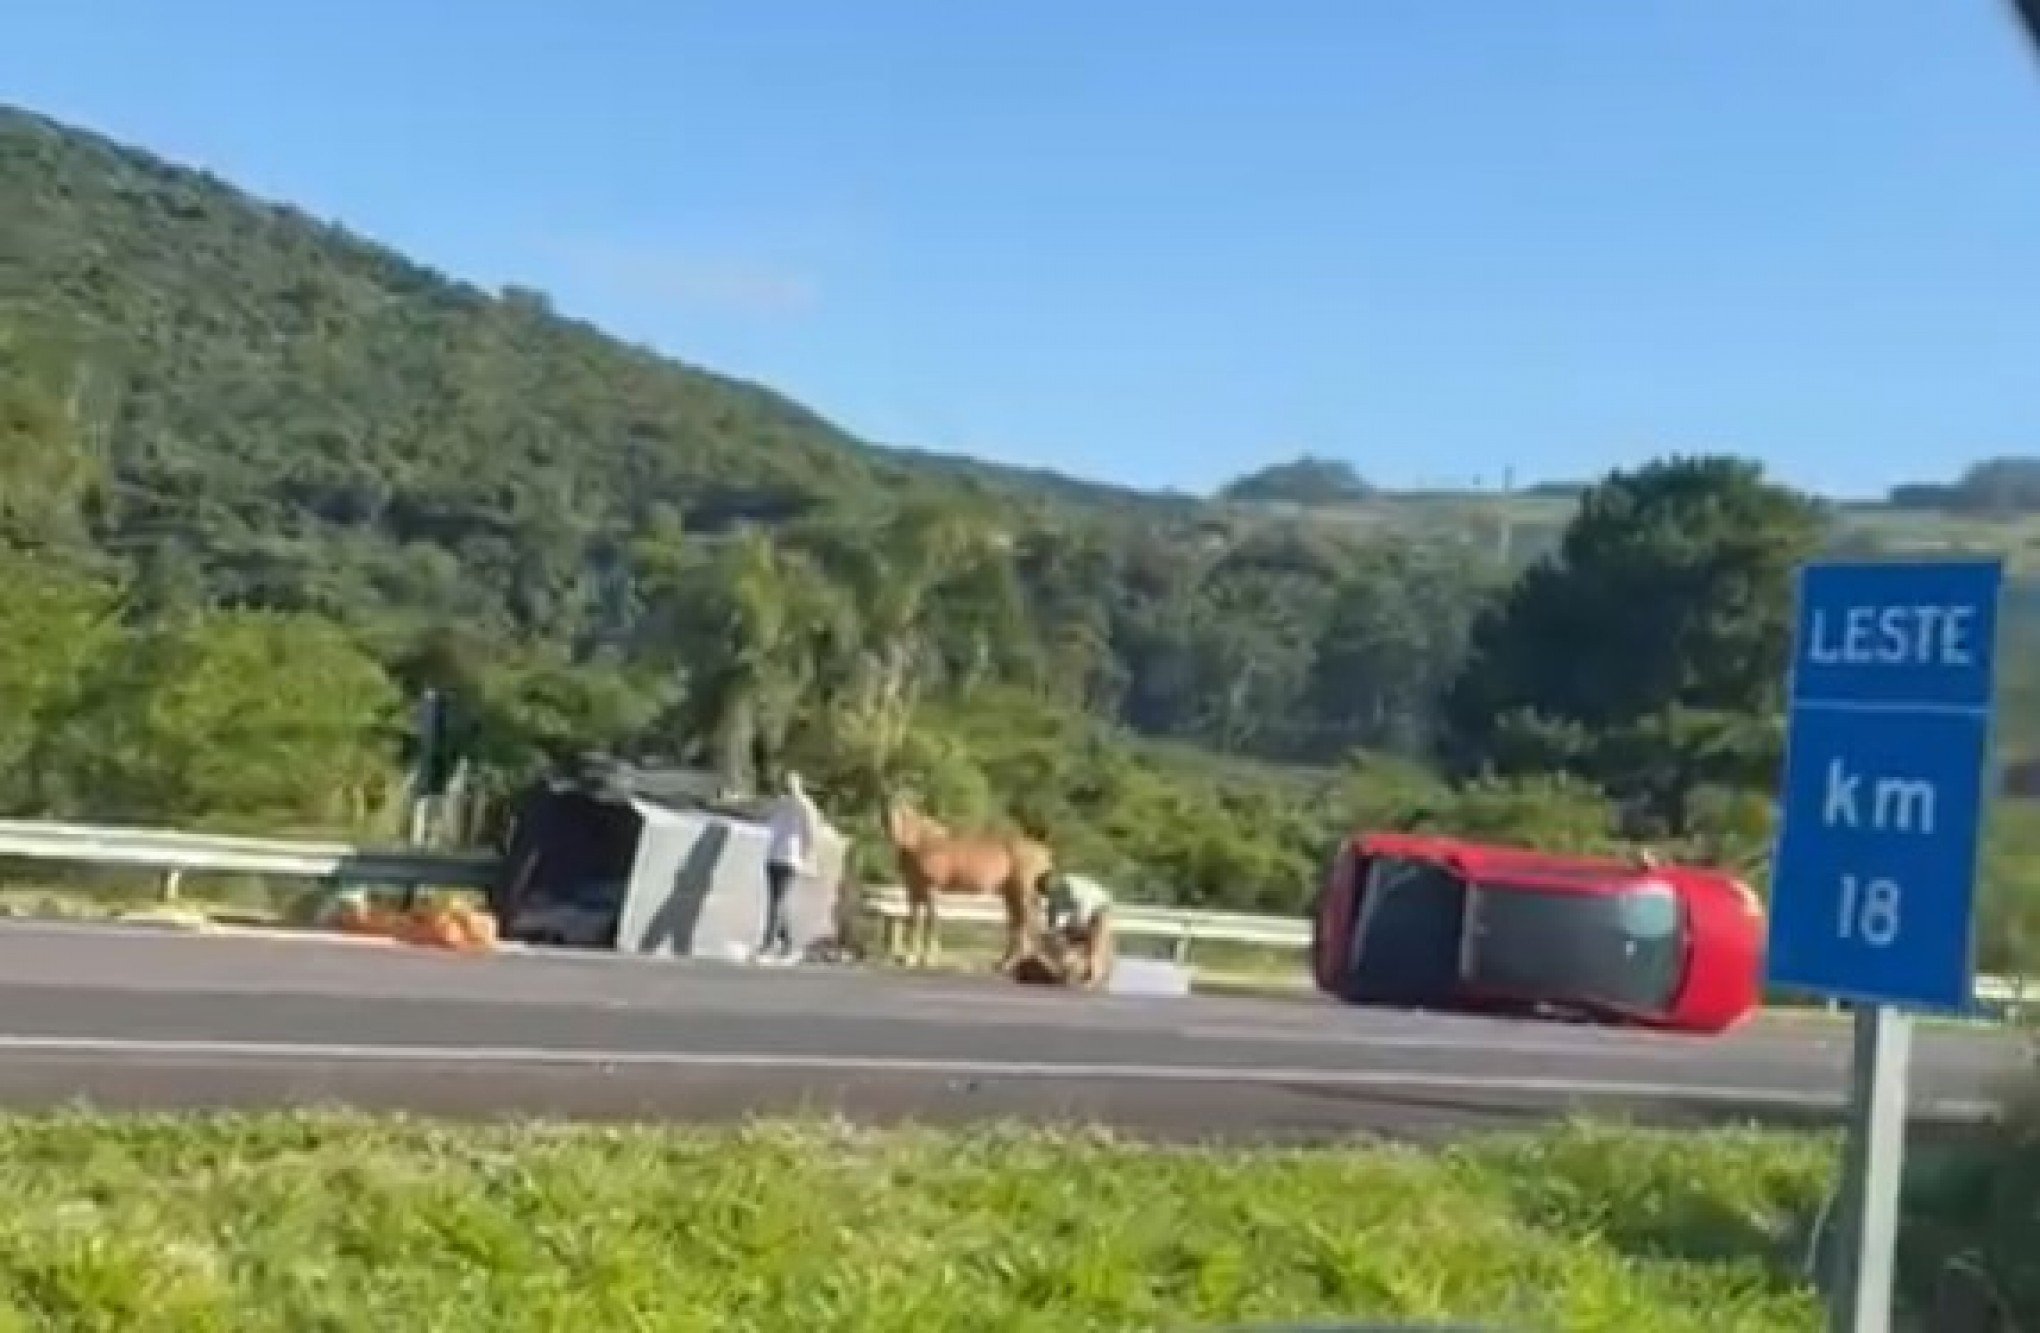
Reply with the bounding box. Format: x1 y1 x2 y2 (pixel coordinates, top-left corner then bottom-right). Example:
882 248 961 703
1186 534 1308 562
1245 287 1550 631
1349 830 1739 896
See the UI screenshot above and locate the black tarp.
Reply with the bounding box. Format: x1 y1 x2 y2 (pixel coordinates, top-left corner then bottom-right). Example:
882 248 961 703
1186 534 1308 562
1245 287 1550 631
492 788 641 945
491 761 730 933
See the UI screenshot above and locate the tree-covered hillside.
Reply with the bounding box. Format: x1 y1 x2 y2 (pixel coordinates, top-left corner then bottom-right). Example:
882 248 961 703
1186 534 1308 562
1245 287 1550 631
4 101 2040 967
0 101 1508 769
3 106 965 625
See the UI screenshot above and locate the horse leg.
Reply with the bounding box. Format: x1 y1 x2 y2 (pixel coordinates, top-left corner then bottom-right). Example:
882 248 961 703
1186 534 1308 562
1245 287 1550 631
897 894 922 967
920 899 941 969
1082 912 1116 990
905 898 927 967
995 888 1026 974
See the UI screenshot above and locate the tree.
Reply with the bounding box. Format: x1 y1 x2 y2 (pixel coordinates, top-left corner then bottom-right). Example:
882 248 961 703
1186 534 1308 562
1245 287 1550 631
1306 542 1496 759
0 551 125 814
640 529 847 794
0 321 102 552
378 624 676 836
1010 527 1128 713
1413 773 1624 854
60 610 404 830
791 504 1014 805
1443 456 1824 830
1218 455 1372 506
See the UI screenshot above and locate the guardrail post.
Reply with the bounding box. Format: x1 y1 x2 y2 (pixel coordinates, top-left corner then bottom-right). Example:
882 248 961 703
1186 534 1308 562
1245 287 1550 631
159 869 182 904
1170 928 1191 965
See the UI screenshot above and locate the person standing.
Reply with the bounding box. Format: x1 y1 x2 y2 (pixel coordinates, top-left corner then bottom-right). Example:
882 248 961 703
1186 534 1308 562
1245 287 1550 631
761 770 825 961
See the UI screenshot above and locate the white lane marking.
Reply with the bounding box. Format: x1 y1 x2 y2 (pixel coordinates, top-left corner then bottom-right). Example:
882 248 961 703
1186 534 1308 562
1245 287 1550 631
1176 1022 1850 1062
0 1034 1996 1119
1184 1021 1705 1050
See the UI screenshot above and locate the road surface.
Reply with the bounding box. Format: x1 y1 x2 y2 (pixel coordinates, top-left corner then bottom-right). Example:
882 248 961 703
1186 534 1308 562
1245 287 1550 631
0 920 2023 1141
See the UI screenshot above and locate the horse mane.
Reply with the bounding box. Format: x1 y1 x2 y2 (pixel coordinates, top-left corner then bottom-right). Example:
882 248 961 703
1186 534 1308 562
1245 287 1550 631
882 794 949 851
908 809 952 841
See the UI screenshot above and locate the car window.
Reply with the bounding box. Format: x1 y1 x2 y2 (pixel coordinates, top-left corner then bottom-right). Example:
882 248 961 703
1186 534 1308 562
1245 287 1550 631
1619 884 1682 939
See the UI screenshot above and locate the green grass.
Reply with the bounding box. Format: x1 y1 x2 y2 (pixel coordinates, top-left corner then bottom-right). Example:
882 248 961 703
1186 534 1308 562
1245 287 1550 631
0 1112 1836 1332
0 885 285 930
0 872 289 916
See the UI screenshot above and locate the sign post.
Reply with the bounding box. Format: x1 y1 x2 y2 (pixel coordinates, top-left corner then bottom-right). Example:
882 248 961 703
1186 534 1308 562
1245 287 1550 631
1767 558 2003 1333
408 689 450 848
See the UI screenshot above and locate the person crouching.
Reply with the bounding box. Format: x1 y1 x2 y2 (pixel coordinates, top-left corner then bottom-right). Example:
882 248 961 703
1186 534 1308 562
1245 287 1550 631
1040 872 1116 990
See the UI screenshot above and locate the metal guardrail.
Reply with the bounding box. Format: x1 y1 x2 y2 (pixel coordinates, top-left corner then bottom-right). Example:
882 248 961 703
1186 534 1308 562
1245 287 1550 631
860 886 1307 962
860 887 2033 1013
0 819 496 890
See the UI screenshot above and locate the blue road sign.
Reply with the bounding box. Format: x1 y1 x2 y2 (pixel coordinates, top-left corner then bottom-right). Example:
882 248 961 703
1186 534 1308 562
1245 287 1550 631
1767 558 2004 1011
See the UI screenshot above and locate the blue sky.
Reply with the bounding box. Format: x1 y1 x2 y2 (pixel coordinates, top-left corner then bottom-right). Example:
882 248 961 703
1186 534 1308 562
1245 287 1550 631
6 1 2038 497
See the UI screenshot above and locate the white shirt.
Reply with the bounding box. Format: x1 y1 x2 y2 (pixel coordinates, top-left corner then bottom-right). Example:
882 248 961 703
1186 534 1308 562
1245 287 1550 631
766 792 819 870
1047 874 1113 931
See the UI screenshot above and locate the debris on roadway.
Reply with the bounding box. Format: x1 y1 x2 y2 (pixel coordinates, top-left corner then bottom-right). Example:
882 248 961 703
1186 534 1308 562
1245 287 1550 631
319 888 499 953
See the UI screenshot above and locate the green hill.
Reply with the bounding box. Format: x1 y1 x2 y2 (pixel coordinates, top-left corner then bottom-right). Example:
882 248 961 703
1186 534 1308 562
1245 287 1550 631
0 102 1427 781
4 98 2038 787
0 106 1049 623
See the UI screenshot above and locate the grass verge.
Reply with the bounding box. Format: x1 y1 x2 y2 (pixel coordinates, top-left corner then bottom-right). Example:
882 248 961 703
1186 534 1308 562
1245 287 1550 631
0 882 285 926
1895 1056 2040 1326
0 1112 1836 1332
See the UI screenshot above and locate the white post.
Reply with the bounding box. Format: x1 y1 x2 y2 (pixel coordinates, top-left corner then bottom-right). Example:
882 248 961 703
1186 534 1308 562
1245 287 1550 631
1827 1004 1912 1333
406 795 432 848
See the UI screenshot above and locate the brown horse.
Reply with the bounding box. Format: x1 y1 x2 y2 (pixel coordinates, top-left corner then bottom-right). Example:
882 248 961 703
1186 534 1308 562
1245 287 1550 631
881 796 1053 972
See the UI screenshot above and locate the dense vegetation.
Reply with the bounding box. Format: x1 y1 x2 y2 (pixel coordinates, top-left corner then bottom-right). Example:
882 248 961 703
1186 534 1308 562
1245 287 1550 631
4 102 2040 970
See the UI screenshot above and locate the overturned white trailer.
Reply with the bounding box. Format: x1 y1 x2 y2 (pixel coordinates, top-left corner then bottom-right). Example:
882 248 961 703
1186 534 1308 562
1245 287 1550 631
491 769 848 961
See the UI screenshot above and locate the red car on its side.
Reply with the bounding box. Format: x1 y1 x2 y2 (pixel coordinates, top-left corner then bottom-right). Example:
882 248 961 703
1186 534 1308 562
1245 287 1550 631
1312 832 1766 1034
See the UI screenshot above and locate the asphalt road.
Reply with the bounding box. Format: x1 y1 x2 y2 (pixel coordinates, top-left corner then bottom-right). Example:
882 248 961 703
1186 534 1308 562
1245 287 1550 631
0 920 2025 1141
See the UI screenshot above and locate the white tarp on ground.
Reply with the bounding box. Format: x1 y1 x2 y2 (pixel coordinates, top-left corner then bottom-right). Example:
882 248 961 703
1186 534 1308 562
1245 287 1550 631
1106 956 1193 998
611 799 846 961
